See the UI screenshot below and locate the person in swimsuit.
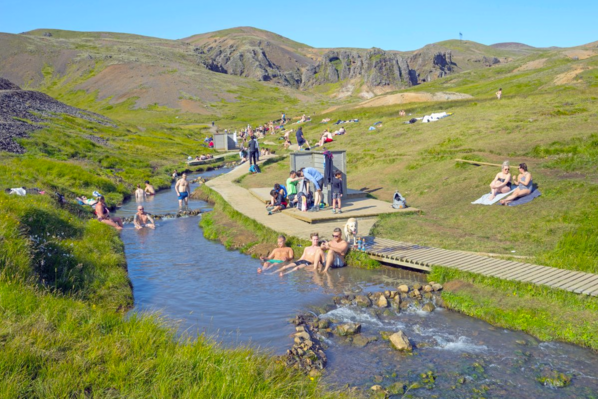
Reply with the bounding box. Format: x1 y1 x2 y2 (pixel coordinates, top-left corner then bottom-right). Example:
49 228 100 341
322 227 349 272
500 163 533 205
135 184 145 201
134 205 155 230
144 180 156 196
175 173 190 207
276 233 325 276
257 235 294 273
488 161 512 200
496 88 502 100
95 196 123 231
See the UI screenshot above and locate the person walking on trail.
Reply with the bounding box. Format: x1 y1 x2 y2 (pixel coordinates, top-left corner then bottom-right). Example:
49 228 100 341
248 135 259 166
298 167 324 212
321 227 349 272
175 173 190 207
296 127 310 150
496 88 502 100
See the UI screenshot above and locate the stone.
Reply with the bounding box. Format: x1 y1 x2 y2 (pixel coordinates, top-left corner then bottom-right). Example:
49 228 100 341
398 284 409 293
370 385 385 392
383 290 391 298
412 283 422 291
377 295 389 308
352 334 371 348
389 290 398 298
432 283 443 291
295 331 311 340
423 284 433 292
424 292 434 300
387 382 406 395
335 323 362 336
355 295 372 307
422 302 436 312
389 331 413 351
317 319 330 329
410 289 422 299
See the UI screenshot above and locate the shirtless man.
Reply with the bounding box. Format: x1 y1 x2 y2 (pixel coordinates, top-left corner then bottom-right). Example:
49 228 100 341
134 205 155 230
276 233 325 276
322 227 349 272
134 184 145 201
175 173 190 207
144 180 156 196
257 235 294 273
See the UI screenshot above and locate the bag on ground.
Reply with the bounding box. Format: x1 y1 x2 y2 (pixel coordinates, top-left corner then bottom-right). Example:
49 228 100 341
392 191 407 209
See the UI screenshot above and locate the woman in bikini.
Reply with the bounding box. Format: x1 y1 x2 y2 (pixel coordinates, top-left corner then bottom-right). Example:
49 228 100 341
95 196 123 231
500 163 533 205
488 161 512 200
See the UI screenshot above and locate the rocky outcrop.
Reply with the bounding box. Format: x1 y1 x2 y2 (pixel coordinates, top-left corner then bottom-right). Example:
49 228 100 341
0 78 115 153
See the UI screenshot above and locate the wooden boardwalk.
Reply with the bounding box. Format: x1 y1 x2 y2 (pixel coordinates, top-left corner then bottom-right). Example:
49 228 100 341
364 237 598 296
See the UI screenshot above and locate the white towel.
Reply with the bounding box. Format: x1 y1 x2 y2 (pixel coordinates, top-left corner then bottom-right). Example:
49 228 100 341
471 189 514 205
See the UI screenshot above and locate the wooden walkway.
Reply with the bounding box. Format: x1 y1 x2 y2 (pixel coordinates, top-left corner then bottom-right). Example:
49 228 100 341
364 237 598 296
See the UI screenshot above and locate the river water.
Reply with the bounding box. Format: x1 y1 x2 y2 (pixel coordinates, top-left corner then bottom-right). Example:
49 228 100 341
118 169 598 398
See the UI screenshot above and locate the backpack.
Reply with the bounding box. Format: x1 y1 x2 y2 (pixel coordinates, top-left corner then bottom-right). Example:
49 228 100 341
392 191 407 209
249 165 256 173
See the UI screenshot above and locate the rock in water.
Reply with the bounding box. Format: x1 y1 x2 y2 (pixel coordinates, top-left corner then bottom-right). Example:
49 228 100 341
377 295 389 308
355 295 372 307
398 284 409 293
423 284 433 292
422 302 436 312
432 283 443 291
389 331 413 351
336 323 362 336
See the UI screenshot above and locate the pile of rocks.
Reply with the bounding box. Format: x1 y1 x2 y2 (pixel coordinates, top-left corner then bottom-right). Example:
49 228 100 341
122 209 201 224
280 314 327 375
0 78 115 153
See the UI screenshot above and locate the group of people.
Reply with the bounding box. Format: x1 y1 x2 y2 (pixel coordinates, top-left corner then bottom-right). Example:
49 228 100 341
488 162 534 205
257 230 348 276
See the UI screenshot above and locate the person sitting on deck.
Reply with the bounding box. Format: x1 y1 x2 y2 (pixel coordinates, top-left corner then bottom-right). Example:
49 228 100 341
275 233 325 276
500 163 533 205
134 205 155 230
95 196 123 231
321 227 349 272
488 161 512 200
266 189 286 215
257 235 294 273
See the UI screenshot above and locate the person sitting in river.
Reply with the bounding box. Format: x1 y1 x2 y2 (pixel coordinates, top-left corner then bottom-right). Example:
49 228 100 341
321 227 349 272
134 184 145 201
144 180 155 196
95 195 123 231
266 190 286 215
500 163 533 205
134 205 155 230
257 235 294 273
488 161 512 200
275 233 325 276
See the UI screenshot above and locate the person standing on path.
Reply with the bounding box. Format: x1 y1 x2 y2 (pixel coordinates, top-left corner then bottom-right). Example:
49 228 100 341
298 167 324 212
331 171 343 214
296 127 310 150
496 88 502 100
286 170 301 206
175 173 190 207
248 135 259 166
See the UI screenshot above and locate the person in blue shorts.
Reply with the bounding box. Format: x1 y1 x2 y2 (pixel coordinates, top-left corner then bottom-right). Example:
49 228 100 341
175 173 190 207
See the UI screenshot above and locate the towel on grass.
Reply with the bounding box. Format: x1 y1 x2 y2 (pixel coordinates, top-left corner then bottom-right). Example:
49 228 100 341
471 189 514 205
507 190 541 206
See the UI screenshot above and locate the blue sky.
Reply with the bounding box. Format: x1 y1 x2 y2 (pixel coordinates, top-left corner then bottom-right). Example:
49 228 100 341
1 0 596 50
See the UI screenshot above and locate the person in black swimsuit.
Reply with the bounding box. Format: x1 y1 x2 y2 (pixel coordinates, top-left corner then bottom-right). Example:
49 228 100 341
489 162 512 200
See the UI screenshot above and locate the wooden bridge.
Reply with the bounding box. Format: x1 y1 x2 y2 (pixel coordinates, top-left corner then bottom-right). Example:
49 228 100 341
364 237 598 296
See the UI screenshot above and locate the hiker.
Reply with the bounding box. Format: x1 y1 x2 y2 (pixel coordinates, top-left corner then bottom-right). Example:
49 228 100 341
257 235 294 273
488 161 512 200
144 181 155 195
134 205 155 230
315 130 334 147
276 233 325 276
500 163 533 205
286 170 301 205
322 227 349 272
134 184 145 201
331 171 343 214
297 167 323 212
281 112 286 124
95 196 123 231
175 173 190 207
496 88 502 100
248 135 259 166
295 127 310 150
266 190 286 215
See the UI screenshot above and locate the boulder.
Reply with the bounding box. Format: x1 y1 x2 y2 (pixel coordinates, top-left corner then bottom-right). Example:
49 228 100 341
352 334 377 348
355 295 372 307
432 283 443 291
335 323 362 336
423 285 433 292
412 283 422 291
377 295 389 308
389 331 413 351
317 319 330 329
397 284 409 293
422 302 436 312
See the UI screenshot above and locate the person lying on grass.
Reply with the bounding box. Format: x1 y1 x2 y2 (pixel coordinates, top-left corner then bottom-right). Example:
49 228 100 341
134 205 155 230
95 195 123 231
488 161 512 200
500 163 533 205
257 235 294 273
314 130 334 147
266 190 286 215
275 233 325 276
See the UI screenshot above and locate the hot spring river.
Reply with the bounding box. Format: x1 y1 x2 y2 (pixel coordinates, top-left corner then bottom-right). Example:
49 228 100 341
118 169 598 398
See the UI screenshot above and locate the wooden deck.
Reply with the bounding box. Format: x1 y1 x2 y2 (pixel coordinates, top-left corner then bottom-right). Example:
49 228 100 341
363 237 598 296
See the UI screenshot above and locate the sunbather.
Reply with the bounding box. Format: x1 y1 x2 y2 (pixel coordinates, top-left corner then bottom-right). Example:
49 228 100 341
500 163 533 205
315 130 334 147
489 161 512 200
257 235 294 273
95 196 123 231
333 127 346 135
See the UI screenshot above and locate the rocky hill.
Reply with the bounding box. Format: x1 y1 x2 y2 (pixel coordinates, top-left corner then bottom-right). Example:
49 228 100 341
0 78 114 153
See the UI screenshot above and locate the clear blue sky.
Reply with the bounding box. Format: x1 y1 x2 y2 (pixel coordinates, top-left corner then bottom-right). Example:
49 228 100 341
1 0 596 50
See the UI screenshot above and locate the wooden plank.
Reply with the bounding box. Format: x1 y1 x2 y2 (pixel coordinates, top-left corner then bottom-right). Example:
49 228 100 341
551 272 595 290
572 275 598 293
497 265 549 281
583 286 598 297
422 251 481 266
538 270 588 287
532 269 577 286
487 261 540 278
368 255 431 272
454 258 513 274
513 265 559 282
526 267 570 284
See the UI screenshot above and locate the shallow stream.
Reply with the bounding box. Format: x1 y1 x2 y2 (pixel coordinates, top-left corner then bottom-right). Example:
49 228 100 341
118 169 598 398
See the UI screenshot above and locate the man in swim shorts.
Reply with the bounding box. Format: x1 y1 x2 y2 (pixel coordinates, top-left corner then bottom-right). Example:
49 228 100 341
257 235 294 273
175 173 190 207
134 205 155 230
144 180 155 195
276 232 325 276
322 227 349 272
